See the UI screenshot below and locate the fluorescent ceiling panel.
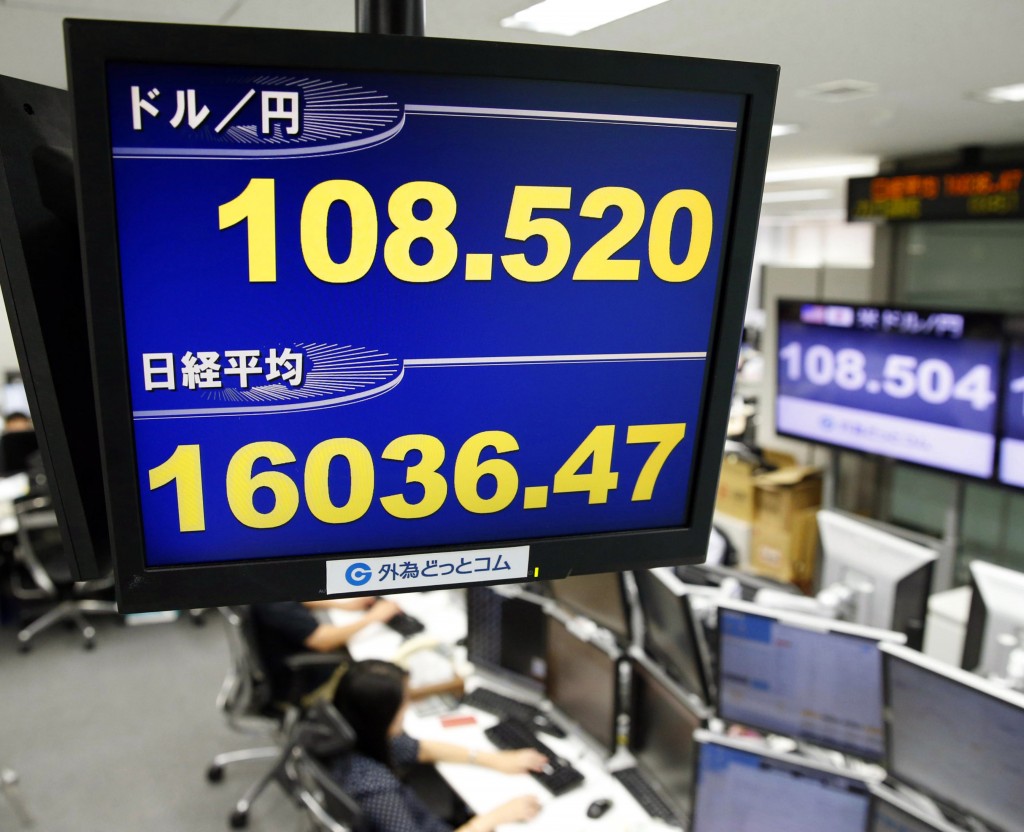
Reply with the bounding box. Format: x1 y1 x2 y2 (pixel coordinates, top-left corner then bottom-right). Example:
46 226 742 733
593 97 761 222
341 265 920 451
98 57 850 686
501 0 671 37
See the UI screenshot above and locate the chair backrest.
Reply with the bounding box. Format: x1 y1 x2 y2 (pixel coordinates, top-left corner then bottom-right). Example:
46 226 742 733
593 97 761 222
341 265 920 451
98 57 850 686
0 430 38 475
216 606 275 728
286 702 363 832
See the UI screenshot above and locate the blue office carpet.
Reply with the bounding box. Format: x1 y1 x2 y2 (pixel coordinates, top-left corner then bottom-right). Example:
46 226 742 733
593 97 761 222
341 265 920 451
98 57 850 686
0 613 303 831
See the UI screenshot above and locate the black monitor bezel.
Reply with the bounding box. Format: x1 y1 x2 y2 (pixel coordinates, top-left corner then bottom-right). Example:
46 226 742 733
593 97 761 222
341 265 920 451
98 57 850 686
549 571 633 645
544 616 621 756
774 297 1012 486
633 568 712 703
628 655 705 823
0 75 110 580
65 19 777 612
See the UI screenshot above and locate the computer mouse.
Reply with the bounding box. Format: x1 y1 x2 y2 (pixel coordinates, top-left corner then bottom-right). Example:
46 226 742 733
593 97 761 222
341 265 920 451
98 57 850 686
586 799 613 819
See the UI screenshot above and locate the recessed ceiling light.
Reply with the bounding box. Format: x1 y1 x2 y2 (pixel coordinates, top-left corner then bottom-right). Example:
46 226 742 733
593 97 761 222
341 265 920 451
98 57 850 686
762 189 831 204
771 123 800 138
501 0 671 37
764 160 879 184
799 79 879 103
972 83 1024 104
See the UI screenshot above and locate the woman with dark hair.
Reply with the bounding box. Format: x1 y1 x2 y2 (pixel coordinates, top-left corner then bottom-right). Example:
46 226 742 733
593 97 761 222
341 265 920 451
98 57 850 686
333 660 547 832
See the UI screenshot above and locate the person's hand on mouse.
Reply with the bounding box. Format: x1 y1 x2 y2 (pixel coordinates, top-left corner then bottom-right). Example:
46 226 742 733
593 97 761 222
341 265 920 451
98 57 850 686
481 748 549 774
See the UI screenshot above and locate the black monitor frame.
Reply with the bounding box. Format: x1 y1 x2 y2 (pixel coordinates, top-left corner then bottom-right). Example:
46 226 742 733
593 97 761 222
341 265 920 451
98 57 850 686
0 75 110 579
549 571 633 645
465 586 548 693
66 19 777 612
633 567 712 704
628 654 706 824
544 616 621 756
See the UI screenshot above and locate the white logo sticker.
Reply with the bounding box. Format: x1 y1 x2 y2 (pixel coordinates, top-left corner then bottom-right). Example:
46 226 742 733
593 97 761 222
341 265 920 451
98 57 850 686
326 546 530 594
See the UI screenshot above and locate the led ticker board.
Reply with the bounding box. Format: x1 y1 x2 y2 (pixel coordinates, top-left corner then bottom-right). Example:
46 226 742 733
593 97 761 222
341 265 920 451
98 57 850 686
776 301 1002 479
67 21 776 612
848 166 1024 222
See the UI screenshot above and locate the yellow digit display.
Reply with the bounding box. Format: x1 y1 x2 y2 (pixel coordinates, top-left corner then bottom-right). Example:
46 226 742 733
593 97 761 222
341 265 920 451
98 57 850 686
149 424 688 534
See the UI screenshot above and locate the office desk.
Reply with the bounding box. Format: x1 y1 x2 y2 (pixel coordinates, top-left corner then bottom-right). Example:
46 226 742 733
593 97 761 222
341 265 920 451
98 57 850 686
328 589 468 663
330 593 669 832
407 686 657 832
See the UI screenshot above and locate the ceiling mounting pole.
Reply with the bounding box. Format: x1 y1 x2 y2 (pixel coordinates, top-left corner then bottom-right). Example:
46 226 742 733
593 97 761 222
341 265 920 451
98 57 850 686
355 0 425 36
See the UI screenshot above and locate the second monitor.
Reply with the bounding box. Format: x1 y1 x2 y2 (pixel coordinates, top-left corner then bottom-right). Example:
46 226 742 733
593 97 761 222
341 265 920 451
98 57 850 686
717 601 904 760
545 616 620 755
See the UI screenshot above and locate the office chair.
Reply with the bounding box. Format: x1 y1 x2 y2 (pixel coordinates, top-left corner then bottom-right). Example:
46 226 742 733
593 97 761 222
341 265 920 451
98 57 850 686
208 606 349 829
9 492 117 651
1 767 34 828
283 702 363 832
0 430 38 475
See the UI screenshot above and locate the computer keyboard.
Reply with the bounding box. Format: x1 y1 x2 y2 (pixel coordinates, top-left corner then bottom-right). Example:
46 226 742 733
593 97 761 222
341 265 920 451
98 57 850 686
384 609 425 637
484 718 584 796
612 767 683 826
462 686 566 738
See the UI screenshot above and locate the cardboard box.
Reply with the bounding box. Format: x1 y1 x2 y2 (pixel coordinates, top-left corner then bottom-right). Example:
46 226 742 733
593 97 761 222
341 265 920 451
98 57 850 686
716 456 759 522
749 508 820 590
754 465 822 528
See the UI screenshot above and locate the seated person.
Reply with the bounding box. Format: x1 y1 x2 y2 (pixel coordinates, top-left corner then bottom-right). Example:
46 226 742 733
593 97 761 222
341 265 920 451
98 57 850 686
333 660 545 832
3 412 31 432
251 598 400 704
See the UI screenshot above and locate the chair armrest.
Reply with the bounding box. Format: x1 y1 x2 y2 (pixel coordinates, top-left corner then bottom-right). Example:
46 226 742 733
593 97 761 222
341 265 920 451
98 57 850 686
285 652 349 671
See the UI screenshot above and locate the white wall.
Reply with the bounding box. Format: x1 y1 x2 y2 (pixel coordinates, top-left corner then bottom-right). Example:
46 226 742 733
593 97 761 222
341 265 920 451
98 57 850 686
748 215 875 319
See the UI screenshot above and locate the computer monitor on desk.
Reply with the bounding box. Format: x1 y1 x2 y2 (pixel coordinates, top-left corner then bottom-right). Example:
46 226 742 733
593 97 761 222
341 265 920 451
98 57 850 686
690 732 872 832
882 642 1024 832
817 510 937 650
633 567 712 704
545 617 620 755
466 586 548 692
625 657 705 826
961 559 1024 683
549 573 632 645
717 601 904 760
869 785 962 832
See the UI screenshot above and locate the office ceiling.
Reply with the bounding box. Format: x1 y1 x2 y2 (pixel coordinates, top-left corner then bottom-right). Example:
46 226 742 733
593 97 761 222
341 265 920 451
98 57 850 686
2 0 1023 216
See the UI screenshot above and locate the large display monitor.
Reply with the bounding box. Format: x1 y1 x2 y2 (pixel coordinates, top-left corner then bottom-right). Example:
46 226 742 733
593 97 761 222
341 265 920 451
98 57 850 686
776 299 1002 479
717 601 904 760
882 642 1024 832
962 559 1024 680
65 20 777 611
545 617 620 755
817 509 936 649
627 657 704 826
633 567 711 703
0 75 110 579
690 732 872 832
549 572 632 644
999 336 1024 488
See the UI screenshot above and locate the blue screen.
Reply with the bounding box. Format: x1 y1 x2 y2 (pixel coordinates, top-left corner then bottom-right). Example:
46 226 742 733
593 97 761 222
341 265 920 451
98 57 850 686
692 741 870 832
718 607 888 759
105 63 744 567
999 341 1024 488
775 304 1000 478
